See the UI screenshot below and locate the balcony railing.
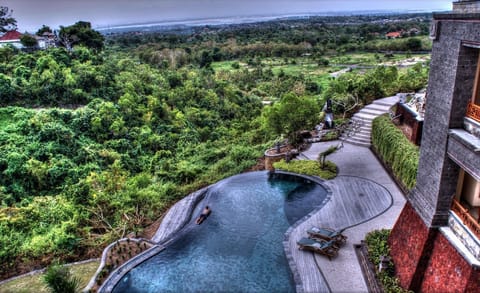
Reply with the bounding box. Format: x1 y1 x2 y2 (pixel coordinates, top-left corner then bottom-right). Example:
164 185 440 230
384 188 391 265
451 199 480 240
466 102 480 123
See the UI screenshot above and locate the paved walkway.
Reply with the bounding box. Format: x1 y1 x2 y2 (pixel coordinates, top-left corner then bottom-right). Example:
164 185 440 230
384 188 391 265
293 141 406 292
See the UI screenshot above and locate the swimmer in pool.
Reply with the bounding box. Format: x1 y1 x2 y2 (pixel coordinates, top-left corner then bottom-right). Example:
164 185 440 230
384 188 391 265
196 206 211 224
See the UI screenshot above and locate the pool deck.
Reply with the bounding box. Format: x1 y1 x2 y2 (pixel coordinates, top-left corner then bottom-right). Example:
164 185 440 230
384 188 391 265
101 139 406 293
291 140 406 292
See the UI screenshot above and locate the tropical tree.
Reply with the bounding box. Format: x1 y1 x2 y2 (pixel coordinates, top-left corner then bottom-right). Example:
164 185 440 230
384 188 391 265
59 21 104 51
20 34 38 48
406 37 423 51
0 6 16 33
264 93 320 145
318 145 340 169
36 25 53 36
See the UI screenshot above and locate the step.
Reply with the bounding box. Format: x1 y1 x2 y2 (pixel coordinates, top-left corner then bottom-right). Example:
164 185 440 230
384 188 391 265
343 138 371 148
342 132 371 142
358 125 371 132
364 103 393 112
374 95 399 103
351 119 371 129
352 113 373 120
354 132 371 140
353 112 381 121
343 136 370 144
345 125 370 134
348 135 371 143
344 124 369 135
343 130 368 139
349 126 372 134
372 98 399 107
350 117 369 124
359 108 388 116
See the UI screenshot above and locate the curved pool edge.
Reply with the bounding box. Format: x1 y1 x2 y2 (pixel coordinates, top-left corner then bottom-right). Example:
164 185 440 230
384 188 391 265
99 170 329 293
98 186 210 293
274 171 333 293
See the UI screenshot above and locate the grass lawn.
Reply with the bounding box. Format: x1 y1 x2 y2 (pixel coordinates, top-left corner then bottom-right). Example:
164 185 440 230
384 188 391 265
0 260 99 293
212 52 430 94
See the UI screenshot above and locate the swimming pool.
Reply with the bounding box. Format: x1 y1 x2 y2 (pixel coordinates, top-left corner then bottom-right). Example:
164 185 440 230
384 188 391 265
112 171 328 293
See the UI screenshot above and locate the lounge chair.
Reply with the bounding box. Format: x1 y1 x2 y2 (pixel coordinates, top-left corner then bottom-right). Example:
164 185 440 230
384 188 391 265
297 237 338 259
307 227 347 246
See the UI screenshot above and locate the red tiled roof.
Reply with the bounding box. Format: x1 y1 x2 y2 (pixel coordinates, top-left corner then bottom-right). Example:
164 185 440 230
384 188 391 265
386 31 401 38
0 30 22 41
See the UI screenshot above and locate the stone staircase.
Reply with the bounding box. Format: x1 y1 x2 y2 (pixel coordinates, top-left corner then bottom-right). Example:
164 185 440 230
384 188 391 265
341 96 399 147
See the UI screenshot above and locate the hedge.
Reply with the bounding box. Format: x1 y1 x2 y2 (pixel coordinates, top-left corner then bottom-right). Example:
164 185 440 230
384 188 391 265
372 115 419 190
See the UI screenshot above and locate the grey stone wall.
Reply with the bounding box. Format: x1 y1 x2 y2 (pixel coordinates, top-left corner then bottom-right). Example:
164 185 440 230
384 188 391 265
448 133 480 181
454 1 480 13
410 14 480 227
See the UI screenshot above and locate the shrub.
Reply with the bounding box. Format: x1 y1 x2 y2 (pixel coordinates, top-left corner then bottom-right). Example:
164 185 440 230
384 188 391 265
273 159 337 180
43 263 81 293
365 229 412 293
365 229 391 267
321 130 339 141
371 115 419 189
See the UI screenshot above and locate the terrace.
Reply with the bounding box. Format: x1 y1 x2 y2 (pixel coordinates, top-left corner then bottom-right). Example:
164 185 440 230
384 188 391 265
446 100 480 266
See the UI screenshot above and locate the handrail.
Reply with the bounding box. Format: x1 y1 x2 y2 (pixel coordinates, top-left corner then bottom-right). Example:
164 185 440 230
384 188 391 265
451 199 480 240
466 102 480 123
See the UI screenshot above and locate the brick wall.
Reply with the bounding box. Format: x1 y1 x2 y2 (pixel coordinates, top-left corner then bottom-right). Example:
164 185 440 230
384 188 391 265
390 203 480 292
421 232 480 293
388 202 437 291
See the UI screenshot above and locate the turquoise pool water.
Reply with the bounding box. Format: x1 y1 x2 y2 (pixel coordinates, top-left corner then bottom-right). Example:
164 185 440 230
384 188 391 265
113 171 327 293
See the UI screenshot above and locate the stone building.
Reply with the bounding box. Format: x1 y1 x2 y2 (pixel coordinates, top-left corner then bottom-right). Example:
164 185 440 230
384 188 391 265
388 1 480 291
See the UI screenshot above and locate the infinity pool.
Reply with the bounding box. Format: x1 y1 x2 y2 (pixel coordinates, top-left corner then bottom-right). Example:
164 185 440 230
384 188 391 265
113 171 328 293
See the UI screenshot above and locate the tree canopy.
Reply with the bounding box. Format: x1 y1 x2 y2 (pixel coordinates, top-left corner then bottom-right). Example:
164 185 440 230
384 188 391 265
59 21 104 51
36 25 53 36
20 34 38 48
0 6 16 33
264 93 320 145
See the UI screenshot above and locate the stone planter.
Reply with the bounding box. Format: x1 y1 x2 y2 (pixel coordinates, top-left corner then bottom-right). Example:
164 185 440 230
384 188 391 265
264 146 298 171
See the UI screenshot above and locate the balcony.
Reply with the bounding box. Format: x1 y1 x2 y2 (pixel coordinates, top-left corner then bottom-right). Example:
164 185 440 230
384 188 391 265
449 199 480 261
451 199 480 239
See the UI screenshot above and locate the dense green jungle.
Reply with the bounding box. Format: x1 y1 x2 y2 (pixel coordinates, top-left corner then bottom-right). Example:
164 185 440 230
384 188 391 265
0 13 429 278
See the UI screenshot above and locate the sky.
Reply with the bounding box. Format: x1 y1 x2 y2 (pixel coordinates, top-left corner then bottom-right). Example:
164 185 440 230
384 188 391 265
3 0 453 32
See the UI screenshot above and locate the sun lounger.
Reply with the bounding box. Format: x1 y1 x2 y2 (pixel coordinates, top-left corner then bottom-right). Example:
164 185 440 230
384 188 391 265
297 237 338 259
307 227 347 246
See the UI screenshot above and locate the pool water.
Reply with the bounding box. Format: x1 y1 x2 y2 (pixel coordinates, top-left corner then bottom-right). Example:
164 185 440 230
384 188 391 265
113 171 327 293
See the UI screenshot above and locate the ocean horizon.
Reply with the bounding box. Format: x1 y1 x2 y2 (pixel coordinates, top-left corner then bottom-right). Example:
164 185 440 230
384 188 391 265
96 8 441 34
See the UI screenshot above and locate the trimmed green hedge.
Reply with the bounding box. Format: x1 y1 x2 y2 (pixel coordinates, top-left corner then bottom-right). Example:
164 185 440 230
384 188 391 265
273 159 337 180
372 115 419 190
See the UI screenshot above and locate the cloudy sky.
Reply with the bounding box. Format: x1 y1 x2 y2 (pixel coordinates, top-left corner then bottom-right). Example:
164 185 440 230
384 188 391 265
4 0 452 32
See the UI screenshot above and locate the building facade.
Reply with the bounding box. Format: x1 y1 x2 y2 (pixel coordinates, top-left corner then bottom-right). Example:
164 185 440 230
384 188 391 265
388 1 480 291
0 30 23 49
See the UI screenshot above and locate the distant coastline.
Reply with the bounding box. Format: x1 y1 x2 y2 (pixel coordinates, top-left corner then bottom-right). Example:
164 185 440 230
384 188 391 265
96 9 443 34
